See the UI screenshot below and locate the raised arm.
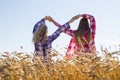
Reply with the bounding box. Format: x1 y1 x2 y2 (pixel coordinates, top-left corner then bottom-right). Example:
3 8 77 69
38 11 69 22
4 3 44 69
45 16 61 28
48 23 70 42
82 14 96 49
33 17 46 34
68 14 81 24
46 16 74 36
33 16 55 34
47 15 82 37
63 14 82 36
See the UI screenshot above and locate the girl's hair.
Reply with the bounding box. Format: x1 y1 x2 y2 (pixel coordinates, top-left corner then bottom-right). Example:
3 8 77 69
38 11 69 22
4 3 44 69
32 24 48 44
75 18 91 44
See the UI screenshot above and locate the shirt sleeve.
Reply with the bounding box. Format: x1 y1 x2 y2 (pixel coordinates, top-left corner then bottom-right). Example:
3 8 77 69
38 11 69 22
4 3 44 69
33 19 45 34
54 21 75 37
82 14 96 35
82 14 96 46
48 23 70 43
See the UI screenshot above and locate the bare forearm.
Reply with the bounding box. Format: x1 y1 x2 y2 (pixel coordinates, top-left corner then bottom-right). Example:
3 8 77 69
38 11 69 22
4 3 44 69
53 20 61 27
68 14 81 24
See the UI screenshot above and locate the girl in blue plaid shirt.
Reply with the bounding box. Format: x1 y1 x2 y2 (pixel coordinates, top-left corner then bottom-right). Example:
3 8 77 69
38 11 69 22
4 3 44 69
32 16 70 61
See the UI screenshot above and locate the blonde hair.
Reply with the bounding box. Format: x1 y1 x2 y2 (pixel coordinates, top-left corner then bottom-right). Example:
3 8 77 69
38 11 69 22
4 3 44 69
32 24 48 44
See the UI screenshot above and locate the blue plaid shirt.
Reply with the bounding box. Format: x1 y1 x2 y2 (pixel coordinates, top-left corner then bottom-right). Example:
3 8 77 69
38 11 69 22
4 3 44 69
33 18 70 57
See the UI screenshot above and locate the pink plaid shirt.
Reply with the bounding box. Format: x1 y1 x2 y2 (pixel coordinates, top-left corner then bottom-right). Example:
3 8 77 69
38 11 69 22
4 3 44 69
54 14 96 59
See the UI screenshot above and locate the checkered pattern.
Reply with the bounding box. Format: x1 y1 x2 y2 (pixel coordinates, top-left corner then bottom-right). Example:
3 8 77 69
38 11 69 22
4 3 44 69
54 14 96 59
33 19 70 57
66 14 96 59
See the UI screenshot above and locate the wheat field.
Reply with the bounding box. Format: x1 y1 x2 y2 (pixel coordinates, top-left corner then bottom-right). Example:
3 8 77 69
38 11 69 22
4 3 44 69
0 48 120 80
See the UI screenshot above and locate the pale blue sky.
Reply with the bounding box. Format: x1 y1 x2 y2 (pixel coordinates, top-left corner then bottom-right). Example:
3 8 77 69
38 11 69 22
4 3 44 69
0 0 120 55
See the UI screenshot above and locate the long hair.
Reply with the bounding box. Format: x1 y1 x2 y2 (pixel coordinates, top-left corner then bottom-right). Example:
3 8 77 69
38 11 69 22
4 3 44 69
32 24 48 44
75 18 91 44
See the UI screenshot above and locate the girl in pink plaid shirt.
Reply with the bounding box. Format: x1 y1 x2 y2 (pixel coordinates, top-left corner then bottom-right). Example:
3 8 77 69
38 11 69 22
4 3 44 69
49 14 96 59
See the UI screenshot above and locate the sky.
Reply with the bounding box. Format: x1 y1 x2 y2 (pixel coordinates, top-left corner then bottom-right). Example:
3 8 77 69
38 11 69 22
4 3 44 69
0 0 120 56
